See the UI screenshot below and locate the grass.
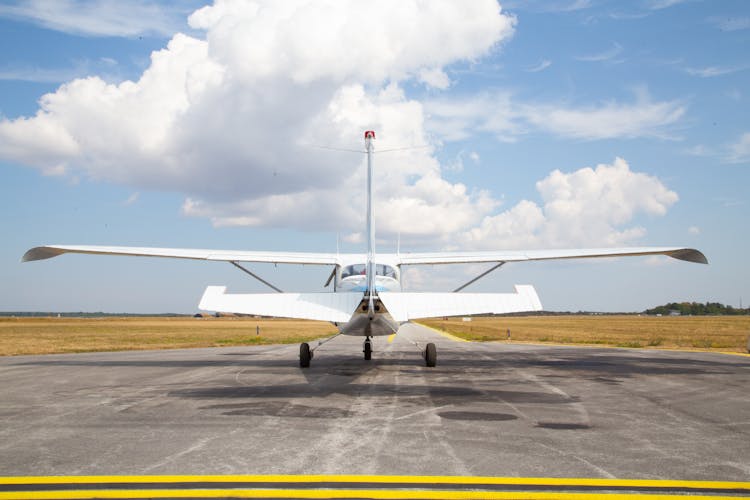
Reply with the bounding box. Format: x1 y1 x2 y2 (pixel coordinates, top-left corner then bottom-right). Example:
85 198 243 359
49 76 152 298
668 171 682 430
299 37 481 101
2 315 749 357
0 316 336 356
419 315 750 353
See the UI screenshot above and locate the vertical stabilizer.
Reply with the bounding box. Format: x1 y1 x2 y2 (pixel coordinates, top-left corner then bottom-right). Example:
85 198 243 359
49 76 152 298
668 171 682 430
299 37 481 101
364 131 376 315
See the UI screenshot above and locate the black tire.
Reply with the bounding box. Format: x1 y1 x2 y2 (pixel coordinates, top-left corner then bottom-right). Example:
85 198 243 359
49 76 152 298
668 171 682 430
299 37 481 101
364 341 372 361
300 342 311 368
425 343 437 367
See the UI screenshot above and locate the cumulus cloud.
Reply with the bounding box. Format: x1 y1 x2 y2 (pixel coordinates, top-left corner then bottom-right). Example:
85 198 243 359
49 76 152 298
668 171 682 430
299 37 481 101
461 158 678 249
0 0 516 236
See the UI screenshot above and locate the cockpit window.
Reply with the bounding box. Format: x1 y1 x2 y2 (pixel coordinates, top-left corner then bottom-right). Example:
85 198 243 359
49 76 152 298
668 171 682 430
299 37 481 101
376 264 397 278
341 264 397 279
341 264 366 279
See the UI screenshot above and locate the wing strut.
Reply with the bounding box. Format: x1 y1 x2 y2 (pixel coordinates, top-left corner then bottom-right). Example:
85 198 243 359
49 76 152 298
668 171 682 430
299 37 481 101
452 262 505 292
229 261 283 293
323 267 337 288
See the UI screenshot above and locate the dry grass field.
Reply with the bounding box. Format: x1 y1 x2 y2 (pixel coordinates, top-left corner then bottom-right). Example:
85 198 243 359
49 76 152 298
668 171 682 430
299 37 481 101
0 316 337 356
2 315 748 356
419 315 750 353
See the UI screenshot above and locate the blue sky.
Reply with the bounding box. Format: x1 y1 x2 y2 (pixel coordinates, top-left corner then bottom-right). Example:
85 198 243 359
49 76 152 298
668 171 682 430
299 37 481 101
1 0 748 313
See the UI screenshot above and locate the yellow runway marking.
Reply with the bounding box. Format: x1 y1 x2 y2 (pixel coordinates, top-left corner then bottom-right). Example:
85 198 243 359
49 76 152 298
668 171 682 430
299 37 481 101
387 333 396 343
0 490 745 500
418 324 469 342
1 475 748 499
1 475 749 488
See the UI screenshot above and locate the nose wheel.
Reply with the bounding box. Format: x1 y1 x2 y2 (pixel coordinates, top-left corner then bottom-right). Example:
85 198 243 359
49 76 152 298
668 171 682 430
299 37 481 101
363 337 372 360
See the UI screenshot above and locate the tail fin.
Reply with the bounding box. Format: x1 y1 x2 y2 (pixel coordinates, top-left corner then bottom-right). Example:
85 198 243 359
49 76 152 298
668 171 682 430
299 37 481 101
364 130 376 316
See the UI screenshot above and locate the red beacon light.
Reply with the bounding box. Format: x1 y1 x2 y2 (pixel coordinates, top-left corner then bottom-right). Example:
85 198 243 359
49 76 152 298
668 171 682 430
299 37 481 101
364 130 375 139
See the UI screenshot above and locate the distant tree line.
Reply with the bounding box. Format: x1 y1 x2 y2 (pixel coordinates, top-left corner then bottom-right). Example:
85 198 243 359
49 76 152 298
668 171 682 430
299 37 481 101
644 302 749 316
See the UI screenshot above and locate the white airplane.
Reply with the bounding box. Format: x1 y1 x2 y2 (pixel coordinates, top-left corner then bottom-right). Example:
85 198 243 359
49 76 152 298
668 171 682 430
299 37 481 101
23 130 707 368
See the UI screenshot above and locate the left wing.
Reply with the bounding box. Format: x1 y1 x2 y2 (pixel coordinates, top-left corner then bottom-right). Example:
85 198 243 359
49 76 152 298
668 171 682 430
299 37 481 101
22 245 354 266
394 247 708 265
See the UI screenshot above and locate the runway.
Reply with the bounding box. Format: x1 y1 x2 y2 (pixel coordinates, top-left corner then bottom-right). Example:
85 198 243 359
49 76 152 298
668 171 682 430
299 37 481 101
1 323 749 495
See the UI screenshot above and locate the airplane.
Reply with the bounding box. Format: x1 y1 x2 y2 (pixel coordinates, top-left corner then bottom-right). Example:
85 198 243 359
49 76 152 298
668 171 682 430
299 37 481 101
23 130 707 368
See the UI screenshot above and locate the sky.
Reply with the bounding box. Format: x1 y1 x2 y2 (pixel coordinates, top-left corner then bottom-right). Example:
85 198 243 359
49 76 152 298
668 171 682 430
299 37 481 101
1 0 748 313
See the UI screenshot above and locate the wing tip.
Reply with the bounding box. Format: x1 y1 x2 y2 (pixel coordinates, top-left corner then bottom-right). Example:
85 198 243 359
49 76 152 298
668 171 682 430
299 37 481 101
668 248 708 265
22 246 64 262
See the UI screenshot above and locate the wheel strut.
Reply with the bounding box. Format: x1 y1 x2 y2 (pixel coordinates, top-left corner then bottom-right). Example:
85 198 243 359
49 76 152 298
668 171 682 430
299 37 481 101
363 336 372 361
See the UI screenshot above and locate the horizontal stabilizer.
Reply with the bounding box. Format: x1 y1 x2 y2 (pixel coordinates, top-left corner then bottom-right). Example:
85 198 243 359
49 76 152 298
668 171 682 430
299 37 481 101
199 286 361 322
379 285 542 322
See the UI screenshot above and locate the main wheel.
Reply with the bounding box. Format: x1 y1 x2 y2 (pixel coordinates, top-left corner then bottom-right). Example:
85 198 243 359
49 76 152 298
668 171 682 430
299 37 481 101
300 342 311 368
364 340 372 361
425 343 437 367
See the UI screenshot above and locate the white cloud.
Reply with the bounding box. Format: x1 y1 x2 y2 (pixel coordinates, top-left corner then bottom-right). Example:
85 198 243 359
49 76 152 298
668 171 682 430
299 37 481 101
574 42 623 62
0 0 515 239
418 68 451 90
0 0 681 255
685 64 749 78
426 89 686 141
526 59 552 72
0 0 196 38
123 192 140 206
684 144 713 157
688 226 700 235
726 132 750 164
461 158 679 249
647 0 688 10
425 91 522 142
521 93 685 140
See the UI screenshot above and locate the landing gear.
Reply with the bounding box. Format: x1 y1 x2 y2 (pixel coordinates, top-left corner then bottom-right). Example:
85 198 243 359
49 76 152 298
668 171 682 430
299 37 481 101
425 343 437 367
300 342 311 368
363 337 372 361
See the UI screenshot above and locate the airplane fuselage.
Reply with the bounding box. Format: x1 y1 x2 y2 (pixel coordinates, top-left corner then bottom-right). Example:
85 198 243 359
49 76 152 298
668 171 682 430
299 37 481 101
335 261 402 337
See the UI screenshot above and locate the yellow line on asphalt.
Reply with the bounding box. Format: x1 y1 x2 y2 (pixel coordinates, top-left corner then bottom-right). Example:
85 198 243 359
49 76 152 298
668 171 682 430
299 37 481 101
417 324 469 342
387 333 396 343
1 475 747 490
0 490 744 500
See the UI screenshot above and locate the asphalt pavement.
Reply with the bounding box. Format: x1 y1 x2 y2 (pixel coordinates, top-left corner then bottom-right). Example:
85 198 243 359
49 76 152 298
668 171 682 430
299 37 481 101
1 323 749 482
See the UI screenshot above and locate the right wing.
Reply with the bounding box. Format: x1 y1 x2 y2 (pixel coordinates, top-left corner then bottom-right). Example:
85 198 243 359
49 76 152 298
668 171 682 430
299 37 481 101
22 244 356 266
395 247 708 265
